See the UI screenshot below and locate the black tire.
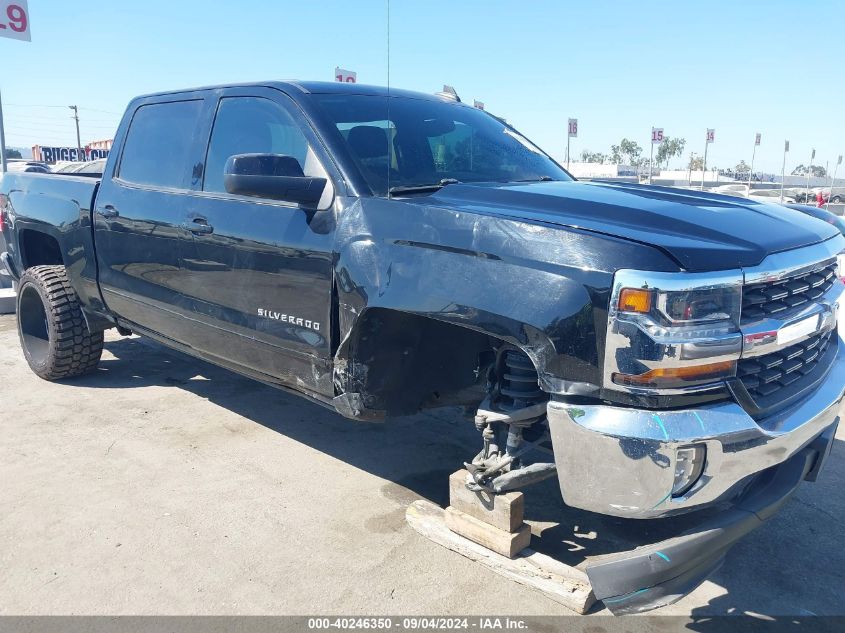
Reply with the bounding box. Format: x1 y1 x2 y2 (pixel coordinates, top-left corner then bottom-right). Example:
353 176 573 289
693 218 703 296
832 196 842 204
16 265 104 380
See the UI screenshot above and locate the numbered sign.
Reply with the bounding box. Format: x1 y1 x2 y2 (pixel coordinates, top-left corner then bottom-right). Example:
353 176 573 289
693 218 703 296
0 0 30 41
755 133 761 146
706 129 715 144
334 67 357 83
473 100 484 111
651 127 664 144
785 140 790 152
568 118 578 138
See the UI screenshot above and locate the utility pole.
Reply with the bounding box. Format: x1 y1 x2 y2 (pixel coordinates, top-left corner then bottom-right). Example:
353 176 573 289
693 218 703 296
806 148 815 202
747 133 761 194
69 105 82 161
780 140 789 203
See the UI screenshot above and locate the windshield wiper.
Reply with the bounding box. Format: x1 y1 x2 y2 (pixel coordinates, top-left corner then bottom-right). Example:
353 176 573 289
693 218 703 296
512 176 556 183
389 178 460 196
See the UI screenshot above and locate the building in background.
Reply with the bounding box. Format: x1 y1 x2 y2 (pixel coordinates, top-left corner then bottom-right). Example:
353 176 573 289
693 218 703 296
32 138 113 164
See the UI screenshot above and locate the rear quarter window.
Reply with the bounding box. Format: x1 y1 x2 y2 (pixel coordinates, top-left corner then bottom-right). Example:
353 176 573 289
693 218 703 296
118 100 203 188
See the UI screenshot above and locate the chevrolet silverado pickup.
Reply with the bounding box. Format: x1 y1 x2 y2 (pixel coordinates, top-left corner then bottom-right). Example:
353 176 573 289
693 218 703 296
1 81 843 613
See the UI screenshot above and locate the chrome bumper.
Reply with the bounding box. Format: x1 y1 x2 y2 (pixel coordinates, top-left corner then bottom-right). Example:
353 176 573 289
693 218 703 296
548 334 845 519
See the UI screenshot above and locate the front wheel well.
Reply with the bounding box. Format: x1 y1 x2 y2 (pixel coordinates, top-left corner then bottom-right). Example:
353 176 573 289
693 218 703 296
336 308 529 417
20 229 64 269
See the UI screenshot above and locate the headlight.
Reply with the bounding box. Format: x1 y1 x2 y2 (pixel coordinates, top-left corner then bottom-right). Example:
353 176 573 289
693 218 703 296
605 270 744 394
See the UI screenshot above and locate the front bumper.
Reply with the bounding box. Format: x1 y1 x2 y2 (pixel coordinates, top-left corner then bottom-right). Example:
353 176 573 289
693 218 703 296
586 434 836 614
548 334 845 519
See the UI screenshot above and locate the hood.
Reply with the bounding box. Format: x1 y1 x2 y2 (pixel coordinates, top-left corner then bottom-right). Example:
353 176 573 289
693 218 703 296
428 181 839 272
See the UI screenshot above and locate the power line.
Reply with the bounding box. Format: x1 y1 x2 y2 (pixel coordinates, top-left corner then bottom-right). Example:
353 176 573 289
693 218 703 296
3 103 124 116
2 119 117 131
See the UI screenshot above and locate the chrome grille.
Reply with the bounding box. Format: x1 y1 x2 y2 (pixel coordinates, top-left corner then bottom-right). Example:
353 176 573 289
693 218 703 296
737 329 835 400
741 262 837 323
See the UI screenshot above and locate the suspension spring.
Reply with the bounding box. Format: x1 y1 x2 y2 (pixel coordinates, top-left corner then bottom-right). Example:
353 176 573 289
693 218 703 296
497 349 545 411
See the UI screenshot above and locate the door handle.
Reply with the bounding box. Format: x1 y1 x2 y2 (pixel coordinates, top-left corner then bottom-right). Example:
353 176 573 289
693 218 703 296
96 204 119 219
182 218 214 235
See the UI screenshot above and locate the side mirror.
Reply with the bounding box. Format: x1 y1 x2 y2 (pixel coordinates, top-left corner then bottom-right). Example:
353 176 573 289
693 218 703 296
223 154 327 206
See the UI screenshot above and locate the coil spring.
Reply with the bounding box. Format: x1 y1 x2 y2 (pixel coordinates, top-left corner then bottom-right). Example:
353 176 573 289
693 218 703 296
497 349 545 411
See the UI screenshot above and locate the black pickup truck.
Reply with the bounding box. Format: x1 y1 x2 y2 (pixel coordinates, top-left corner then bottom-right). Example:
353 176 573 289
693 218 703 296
2 81 843 613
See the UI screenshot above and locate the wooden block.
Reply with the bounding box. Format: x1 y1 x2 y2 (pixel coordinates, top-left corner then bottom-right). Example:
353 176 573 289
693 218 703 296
406 500 595 614
444 505 531 559
449 469 524 532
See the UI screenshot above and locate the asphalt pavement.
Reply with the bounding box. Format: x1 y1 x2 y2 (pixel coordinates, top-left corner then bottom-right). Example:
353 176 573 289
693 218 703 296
0 315 843 617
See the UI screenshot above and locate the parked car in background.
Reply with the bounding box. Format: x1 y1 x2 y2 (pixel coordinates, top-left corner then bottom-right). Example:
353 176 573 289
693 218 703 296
4 159 50 173
52 159 107 177
708 183 749 197
748 188 796 204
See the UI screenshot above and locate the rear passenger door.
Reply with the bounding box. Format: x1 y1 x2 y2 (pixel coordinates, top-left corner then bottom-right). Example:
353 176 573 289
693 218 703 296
94 96 212 339
178 88 337 391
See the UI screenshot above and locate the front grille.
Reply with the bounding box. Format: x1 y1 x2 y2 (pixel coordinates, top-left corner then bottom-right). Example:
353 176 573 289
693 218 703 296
737 329 836 408
741 261 837 322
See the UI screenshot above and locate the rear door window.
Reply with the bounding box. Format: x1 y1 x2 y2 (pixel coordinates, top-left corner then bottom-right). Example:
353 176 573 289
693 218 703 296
119 100 203 189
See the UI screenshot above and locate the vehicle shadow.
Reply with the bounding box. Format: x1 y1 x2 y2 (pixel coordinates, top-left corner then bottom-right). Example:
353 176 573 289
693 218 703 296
71 335 845 615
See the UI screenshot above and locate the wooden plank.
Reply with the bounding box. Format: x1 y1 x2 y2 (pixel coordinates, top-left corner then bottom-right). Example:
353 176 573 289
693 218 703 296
448 469 524 532
406 500 595 614
444 506 531 558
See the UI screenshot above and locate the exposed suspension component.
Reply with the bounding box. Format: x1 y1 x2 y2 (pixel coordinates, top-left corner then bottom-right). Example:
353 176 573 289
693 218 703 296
498 349 546 411
465 346 556 493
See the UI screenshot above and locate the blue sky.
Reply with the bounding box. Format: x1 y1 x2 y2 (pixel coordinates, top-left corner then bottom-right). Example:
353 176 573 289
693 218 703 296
1 0 842 175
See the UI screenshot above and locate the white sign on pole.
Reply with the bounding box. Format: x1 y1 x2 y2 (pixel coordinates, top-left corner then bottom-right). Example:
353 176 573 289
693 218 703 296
568 118 578 138
334 67 356 83
473 100 484 110
755 133 761 146
651 127 664 144
706 129 715 144
0 1 29 41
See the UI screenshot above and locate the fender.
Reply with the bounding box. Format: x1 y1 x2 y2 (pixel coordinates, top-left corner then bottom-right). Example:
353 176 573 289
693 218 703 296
3 173 111 323
332 196 680 403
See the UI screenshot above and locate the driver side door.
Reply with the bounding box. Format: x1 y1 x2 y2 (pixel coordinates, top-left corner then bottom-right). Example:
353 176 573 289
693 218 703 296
178 88 337 394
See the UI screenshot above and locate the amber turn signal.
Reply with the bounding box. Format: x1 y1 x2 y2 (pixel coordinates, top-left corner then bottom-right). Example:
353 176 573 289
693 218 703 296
618 288 652 313
612 361 736 388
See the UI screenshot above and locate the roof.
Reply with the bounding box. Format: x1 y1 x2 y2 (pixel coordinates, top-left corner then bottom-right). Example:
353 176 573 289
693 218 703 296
133 80 455 104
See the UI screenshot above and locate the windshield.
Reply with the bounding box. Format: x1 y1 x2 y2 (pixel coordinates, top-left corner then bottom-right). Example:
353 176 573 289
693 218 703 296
312 94 571 195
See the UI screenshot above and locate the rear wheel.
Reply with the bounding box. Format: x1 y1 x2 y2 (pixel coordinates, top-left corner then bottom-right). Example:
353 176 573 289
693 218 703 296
16 265 104 380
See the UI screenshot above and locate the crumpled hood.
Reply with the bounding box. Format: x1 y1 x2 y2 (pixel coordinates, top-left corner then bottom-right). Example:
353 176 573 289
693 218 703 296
428 180 839 271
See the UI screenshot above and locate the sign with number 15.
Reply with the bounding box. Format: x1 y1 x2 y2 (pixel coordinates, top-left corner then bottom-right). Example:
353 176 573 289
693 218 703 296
0 0 29 42
651 128 664 144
